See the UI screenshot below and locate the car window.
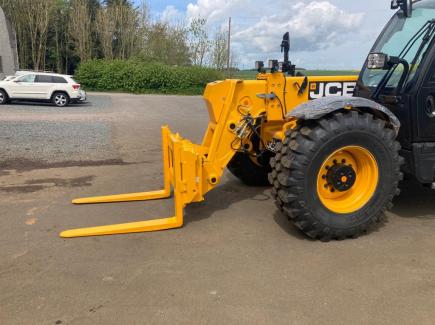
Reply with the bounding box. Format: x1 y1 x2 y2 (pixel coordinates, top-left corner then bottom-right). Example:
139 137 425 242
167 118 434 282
52 76 67 83
35 75 53 83
18 74 36 83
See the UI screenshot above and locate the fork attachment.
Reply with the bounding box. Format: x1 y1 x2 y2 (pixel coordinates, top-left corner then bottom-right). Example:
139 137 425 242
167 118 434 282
60 79 270 238
60 126 205 238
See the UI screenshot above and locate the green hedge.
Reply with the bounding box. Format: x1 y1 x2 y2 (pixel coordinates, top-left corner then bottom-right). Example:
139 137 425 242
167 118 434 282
75 59 224 95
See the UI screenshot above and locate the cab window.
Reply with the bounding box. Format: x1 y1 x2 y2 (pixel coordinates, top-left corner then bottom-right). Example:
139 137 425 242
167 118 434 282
35 75 53 83
52 76 67 83
18 74 36 83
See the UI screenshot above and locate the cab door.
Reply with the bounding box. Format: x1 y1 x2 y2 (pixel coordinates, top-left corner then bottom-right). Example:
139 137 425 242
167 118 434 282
34 75 55 99
416 59 435 140
8 74 37 98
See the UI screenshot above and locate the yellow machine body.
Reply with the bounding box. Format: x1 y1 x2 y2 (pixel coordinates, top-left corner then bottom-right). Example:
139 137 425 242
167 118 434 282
60 73 358 238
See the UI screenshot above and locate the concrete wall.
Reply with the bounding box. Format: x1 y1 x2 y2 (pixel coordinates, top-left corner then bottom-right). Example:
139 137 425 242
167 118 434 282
0 6 18 79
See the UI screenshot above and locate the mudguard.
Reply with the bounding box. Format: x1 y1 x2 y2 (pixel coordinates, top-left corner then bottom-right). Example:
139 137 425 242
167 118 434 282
287 96 401 135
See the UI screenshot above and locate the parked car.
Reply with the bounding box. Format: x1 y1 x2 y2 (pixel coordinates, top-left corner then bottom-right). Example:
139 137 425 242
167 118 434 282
0 72 86 107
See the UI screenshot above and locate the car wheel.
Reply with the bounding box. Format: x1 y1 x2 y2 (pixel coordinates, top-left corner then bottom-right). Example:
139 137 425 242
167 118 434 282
0 89 8 105
52 92 69 107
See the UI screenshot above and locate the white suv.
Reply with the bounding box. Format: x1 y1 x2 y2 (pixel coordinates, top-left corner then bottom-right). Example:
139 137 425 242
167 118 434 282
0 72 86 107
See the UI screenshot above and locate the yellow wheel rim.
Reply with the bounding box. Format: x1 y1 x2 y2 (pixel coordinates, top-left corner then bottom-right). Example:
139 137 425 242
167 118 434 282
316 146 379 214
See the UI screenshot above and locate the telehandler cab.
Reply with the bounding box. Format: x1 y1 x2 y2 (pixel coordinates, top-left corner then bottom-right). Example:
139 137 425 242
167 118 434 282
62 0 434 241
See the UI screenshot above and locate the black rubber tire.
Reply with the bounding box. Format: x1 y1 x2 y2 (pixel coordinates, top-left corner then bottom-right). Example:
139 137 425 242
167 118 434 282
0 89 8 105
52 92 69 107
269 111 403 241
228 152 272 186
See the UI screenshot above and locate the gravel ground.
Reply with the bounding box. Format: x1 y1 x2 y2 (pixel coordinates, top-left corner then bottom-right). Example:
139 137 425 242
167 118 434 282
0 97 117 167
1 93 435 325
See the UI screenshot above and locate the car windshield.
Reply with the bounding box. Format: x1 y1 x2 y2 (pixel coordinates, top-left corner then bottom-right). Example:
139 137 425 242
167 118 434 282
361 0 435 90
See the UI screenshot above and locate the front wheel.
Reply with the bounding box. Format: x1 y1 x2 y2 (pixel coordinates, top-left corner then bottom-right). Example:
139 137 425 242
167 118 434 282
52 92 69 107
0 89 8 105
269 111 403 241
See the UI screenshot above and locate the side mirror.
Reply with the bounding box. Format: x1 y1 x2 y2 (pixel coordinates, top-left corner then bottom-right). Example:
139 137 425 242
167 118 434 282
368 52 407 73
391 0 412 17
367 53 389 69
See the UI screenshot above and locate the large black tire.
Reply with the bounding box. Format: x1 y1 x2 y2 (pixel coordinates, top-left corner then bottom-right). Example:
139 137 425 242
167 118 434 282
0 89 8 105
228 152 272 186
269 111 403 241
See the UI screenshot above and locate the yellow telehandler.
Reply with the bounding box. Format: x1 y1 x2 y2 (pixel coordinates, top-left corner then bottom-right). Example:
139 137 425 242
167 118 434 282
63 0 432 241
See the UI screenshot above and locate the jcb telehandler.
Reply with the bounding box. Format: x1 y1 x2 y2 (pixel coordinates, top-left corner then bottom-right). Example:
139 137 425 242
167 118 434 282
62 0 433 241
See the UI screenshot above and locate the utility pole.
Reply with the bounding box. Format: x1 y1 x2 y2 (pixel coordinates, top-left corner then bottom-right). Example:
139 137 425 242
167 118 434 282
227 17 231 77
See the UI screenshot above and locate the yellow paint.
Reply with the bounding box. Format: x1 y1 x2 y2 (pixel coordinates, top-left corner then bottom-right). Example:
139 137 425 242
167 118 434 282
316 146 379 214
63 73 358 238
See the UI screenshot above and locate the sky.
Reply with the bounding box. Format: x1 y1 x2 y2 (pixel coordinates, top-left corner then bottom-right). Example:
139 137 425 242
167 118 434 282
142 0 395 70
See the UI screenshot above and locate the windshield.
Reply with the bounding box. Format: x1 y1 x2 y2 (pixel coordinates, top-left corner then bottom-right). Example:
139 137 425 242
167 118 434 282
361 0 435 89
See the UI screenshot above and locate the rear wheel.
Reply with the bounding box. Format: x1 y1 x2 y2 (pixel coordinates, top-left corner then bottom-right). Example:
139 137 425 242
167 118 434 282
52 92 69 107
228 152 272 186
269 111 403 241
0 89 8 105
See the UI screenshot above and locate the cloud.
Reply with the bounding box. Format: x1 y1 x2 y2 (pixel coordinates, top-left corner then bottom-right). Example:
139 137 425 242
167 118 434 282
161 5 185 23
187 0 244 23
157 0 372 68
233 1 364 53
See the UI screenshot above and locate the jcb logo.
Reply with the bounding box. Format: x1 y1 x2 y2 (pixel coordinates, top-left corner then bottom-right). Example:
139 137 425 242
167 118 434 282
309 81 356 100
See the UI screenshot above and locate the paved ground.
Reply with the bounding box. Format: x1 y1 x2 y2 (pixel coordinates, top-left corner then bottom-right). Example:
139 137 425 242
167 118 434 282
2 93 435 325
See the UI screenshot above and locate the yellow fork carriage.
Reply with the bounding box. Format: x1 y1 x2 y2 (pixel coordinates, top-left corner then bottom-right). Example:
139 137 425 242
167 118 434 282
61 74 358 238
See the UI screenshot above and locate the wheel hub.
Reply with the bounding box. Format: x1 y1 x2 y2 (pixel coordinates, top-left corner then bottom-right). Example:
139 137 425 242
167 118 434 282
317 146 379 214
326 164 356 192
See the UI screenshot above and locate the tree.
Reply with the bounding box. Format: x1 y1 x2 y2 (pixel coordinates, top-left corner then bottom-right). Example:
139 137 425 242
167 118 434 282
69 0 93 62
210 30 228 70
104 0 132 7
48 0 70 73
112 3 140 59
1 0 227 72
96 6 116 59
24 0 56 70
143 22 191 66
188 17 210 67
